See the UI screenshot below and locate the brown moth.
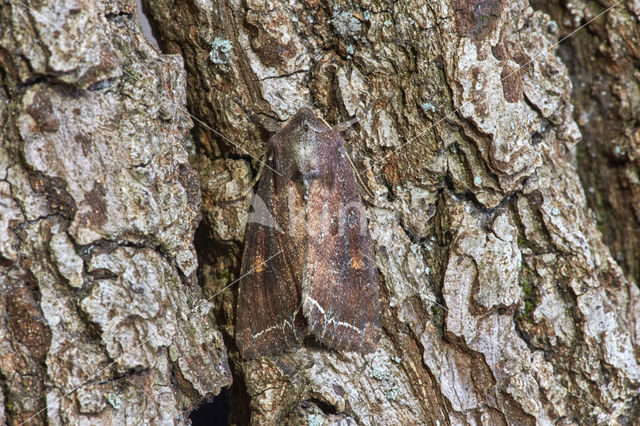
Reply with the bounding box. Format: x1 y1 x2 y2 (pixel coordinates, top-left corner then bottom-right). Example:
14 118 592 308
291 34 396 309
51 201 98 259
236 107 381 359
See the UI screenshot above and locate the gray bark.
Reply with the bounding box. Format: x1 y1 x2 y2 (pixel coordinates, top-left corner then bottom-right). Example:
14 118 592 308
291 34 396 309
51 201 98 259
0 1 230 424
1 0 639 424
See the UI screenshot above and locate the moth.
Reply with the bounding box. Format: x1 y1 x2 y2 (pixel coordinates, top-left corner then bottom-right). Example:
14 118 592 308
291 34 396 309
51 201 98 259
236 107 381 359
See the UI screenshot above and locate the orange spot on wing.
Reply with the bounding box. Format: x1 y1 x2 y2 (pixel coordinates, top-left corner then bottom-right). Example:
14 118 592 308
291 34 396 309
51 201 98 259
350 256 363 269
254 255 265 273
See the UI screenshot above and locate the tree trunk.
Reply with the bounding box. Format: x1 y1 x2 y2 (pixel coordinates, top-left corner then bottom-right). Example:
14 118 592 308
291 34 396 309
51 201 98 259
1 0 639 425
0 1 231 424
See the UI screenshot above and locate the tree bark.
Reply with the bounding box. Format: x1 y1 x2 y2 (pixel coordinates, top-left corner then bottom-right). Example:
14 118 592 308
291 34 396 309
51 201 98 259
1 0 639 424
0 1 231 424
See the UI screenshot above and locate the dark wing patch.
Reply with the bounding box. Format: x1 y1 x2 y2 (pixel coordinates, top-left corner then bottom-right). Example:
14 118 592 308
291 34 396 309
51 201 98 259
302 147 381 353
236 163 305 359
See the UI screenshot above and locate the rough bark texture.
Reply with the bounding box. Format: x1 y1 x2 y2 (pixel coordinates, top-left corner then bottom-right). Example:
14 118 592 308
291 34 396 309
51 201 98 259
1 0 639 425
0 1 231 424
141 0 640 424
531 0 640 292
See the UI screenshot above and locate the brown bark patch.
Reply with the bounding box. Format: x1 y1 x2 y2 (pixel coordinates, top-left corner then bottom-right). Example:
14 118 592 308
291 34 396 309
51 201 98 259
25 91 60 133
500 65 523 103
452 0 504 39
28 172 77 219
6 286 52 363
75 133 93 156
245 13 297 68
83 181 107 228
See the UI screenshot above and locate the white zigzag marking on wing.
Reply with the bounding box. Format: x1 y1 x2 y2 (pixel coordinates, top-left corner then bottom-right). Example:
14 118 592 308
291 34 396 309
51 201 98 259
305 297 363 334
251 308 300 339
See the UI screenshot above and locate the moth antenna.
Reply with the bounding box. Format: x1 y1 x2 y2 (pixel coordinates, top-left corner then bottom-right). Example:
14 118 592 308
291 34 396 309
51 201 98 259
336 104 381 206
332 104 374 133
344 150 377 205
232 97 280 133
217 157 265 205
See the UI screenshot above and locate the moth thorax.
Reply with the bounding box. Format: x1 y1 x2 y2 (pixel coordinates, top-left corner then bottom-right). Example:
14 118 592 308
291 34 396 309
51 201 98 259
292 127 323 181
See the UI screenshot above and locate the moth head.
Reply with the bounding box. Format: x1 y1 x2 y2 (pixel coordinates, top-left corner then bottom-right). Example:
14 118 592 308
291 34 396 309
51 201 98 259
275 108 342 183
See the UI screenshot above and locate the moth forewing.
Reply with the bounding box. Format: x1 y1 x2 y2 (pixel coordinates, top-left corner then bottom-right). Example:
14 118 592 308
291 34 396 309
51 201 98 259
302 142 380 352
235 165 304 359
236 108 381 358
